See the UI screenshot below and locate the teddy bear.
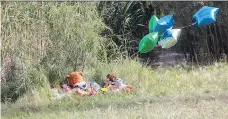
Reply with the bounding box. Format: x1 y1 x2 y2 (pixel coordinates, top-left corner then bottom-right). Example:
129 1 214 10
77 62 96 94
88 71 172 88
60 72 104 96
52 71 84 99
59 72 84 93
65 72 84 88
103 74 134 93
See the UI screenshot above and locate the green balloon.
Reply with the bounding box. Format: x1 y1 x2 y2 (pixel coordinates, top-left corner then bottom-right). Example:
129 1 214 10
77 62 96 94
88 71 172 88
149 15 159 33
139 32 159 53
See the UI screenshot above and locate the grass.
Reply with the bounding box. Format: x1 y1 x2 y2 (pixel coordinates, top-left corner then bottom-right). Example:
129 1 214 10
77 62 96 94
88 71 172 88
1 2 228 119
1 60 228 119
1 1 120 102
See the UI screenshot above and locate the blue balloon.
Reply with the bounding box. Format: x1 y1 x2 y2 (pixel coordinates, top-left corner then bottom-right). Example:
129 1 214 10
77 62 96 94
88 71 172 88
154 15 174 35
193 6 219 26
163 29 173 37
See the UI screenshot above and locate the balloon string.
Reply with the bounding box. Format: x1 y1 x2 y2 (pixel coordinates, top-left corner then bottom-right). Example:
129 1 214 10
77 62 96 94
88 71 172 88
180 22 197 29
130 51 139 58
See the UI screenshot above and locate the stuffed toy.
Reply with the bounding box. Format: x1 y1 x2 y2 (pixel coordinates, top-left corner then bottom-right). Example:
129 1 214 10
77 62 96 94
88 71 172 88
104 74 134 93
103 80 120 92
58 72 134 98
75 81 102 96
64 72 84 88
59 72 84 93
75 81 90 96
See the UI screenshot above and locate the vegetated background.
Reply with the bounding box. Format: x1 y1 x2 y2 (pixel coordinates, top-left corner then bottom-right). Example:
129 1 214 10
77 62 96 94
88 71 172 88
1 1 228 119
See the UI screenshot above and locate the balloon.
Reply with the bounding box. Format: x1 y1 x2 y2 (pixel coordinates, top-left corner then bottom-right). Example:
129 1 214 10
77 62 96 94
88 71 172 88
193 6 219 26
171 29 181 40
139 32 159 53
154 15 174 35
158 29 181 49
149 15 159 33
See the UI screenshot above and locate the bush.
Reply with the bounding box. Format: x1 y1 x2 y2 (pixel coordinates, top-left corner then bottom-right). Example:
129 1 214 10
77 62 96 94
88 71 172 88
1 2 121 102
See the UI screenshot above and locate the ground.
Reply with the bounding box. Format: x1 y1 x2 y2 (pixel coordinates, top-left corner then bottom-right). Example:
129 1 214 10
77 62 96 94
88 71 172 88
2 92 228 119
1 62 228 119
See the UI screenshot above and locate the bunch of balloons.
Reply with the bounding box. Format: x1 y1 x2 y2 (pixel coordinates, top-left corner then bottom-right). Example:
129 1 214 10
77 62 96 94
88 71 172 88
138 15 159 53
138 6 219 53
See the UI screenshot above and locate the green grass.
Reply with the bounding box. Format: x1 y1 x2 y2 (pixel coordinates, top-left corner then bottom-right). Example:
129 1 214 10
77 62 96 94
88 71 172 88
3 93 228 119
1 1 121 102
2 2 228 119
2 60 228 119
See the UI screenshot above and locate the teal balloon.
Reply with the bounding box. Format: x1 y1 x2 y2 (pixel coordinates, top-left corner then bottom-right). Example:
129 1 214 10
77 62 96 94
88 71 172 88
139 32 159 53
149 15 159 33
193 6 219 26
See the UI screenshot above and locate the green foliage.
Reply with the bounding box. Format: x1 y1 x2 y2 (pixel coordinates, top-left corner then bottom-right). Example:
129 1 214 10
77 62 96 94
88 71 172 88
2 61 228 118
41 2 107 83
97 2 148 55
1 1 228 105
1 2 121 102
98 1 228 63
1 1 228 118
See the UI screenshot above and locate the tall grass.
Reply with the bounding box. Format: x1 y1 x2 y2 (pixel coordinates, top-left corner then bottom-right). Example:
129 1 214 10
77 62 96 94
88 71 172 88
2 61 228 118
1 2 121 102
1 2 228 118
